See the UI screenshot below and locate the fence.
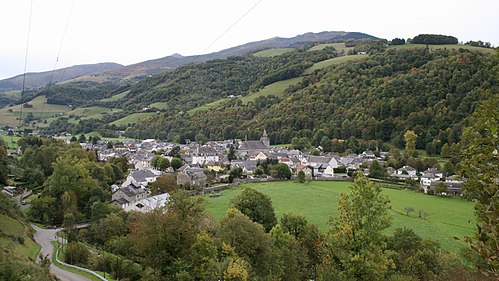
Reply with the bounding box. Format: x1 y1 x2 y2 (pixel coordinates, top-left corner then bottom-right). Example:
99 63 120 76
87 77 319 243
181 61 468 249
55 244 108 281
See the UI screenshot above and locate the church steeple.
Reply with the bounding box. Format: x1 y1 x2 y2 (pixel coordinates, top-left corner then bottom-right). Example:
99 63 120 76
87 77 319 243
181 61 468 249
260 129 270 147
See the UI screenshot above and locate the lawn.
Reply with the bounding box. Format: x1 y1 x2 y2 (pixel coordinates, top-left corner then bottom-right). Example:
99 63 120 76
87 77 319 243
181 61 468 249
253 48 293 57
110 112 157 126
204 181 476 254
303 55 368 75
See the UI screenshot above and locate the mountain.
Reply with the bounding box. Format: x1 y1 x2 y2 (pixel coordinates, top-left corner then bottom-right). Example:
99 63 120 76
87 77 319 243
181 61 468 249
104 31 378 79
0 62 123 93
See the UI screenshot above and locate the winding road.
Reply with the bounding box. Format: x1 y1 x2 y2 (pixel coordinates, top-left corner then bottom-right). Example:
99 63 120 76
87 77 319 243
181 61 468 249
31 224 92 281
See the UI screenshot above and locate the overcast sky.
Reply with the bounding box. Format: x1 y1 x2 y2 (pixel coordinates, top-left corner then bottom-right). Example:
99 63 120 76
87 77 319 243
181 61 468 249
1 0 498 79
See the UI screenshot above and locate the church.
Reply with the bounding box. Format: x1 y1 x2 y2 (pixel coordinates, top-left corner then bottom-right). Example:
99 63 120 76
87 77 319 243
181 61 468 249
237 130 270 158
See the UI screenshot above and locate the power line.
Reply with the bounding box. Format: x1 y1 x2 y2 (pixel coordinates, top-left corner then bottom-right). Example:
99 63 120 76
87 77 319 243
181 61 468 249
18 0 34 129
39 0 76 121
191 0 264 63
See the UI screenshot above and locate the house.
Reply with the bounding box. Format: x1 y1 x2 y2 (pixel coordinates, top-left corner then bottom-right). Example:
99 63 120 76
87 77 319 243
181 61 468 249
429 180 463 195
296 164 313 180
123 193 170 213
232 160 258 175
396 166 417 178
191 145 220 165
303 155 339 176
177 166 207 188
206 161 224 172
420 168 443 188
126 169 161 186
111 181 149 208
361 150 376 159
1 186 16 197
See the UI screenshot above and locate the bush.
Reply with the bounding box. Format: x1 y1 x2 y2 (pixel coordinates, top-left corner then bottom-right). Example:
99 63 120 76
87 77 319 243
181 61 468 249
64 242 89 266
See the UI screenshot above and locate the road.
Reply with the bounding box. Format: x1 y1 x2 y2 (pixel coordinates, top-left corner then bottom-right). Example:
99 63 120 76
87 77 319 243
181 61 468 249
31 224 92 281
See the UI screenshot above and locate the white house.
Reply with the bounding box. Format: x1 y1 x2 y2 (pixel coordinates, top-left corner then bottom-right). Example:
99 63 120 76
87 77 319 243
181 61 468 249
192 145 220 165
123 193 170 213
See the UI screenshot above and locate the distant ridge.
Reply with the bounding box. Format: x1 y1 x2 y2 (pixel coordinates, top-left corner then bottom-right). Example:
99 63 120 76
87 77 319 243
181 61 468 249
105 31 378 78
0 62 123 92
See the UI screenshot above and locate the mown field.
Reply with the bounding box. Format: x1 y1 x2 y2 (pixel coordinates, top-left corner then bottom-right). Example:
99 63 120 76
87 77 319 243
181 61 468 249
390 44 495 54
205 181 476 254
304 54 368 74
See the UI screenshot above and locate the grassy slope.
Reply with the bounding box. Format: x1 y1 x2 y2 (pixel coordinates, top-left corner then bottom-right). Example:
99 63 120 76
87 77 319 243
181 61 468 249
304 55 368 75
0 214 41 260
389 44 495 54
100 90 130 102
110 112 157 126
204 181 475 254
253 48 293 57
308 42 353 53
149 102 169 110
66 106 122 124
0 95 71 127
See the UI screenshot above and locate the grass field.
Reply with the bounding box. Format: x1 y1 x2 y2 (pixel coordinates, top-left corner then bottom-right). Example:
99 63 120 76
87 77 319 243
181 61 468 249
66 106 121 124
0 95 71 127
110 112 157 126
204 181 475 254
304 55 369 75
100 90 130 102
308 42 354 54
253 48 293 57
390 44 495 55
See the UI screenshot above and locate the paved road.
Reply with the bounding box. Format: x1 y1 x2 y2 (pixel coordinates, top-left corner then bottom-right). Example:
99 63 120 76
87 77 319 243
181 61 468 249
31 224 92 281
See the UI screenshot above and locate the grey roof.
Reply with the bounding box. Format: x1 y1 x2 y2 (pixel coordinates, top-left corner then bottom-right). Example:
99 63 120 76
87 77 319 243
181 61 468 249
307 156 332 164
130 169 156 182
113 197 129 205
195 145 218 155
239 141 268 150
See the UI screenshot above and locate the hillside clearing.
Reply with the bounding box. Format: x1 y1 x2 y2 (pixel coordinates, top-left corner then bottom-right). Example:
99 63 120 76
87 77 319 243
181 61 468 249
308 42 353 53
100 90 130 102
390 44 495 54
304 55 368 74
205 181 475 254
0 95 71 127
253 48 293 57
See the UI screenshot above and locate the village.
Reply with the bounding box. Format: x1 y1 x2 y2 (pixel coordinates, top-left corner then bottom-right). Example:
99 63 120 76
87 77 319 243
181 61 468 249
0 130 445 213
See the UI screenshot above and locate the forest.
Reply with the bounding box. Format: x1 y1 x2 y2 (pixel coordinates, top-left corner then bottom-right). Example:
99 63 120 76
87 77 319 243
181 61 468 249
125 47 498 153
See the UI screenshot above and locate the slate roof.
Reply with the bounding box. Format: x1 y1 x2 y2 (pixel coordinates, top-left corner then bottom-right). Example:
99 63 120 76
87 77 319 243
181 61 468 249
239 141 268 150
129 169 156 182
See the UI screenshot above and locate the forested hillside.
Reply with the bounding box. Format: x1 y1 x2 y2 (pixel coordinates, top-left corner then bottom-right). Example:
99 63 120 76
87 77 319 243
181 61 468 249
125 47 498 150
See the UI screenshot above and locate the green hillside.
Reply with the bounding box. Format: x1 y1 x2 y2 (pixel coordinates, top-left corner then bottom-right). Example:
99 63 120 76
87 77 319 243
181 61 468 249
0 95 71 127
126 46 498 148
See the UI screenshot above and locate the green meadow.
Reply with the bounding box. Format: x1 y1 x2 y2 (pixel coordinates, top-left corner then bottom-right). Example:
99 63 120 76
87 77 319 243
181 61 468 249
205 181 475 254
253 48 293 57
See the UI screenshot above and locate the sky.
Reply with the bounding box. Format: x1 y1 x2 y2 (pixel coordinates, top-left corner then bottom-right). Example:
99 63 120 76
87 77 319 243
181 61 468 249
0 0 498 79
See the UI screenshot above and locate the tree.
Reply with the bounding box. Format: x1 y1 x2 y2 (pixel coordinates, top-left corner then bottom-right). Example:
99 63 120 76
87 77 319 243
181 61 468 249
404 130 417 157
434 182 448 195
319 136 332 152
268 163 291 179
320 173 393 280
78 134 86 143
227 144 236 161
195 133 208 145
459 94 499 274
157 157 170 170
170 157 183 170
368 160 386 178
217 209 275 278
0 138 9 185
148 174 177 195
404 207 415 216
297 170 305 183
231 188 277 232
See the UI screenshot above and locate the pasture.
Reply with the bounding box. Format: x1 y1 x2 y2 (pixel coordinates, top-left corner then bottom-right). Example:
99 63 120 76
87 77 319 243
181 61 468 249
389 44 495 55
0 95 71 127
253 48 293 57
205 181 476 254
100 90 130 102
304 54 368 75
308 42 353 54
